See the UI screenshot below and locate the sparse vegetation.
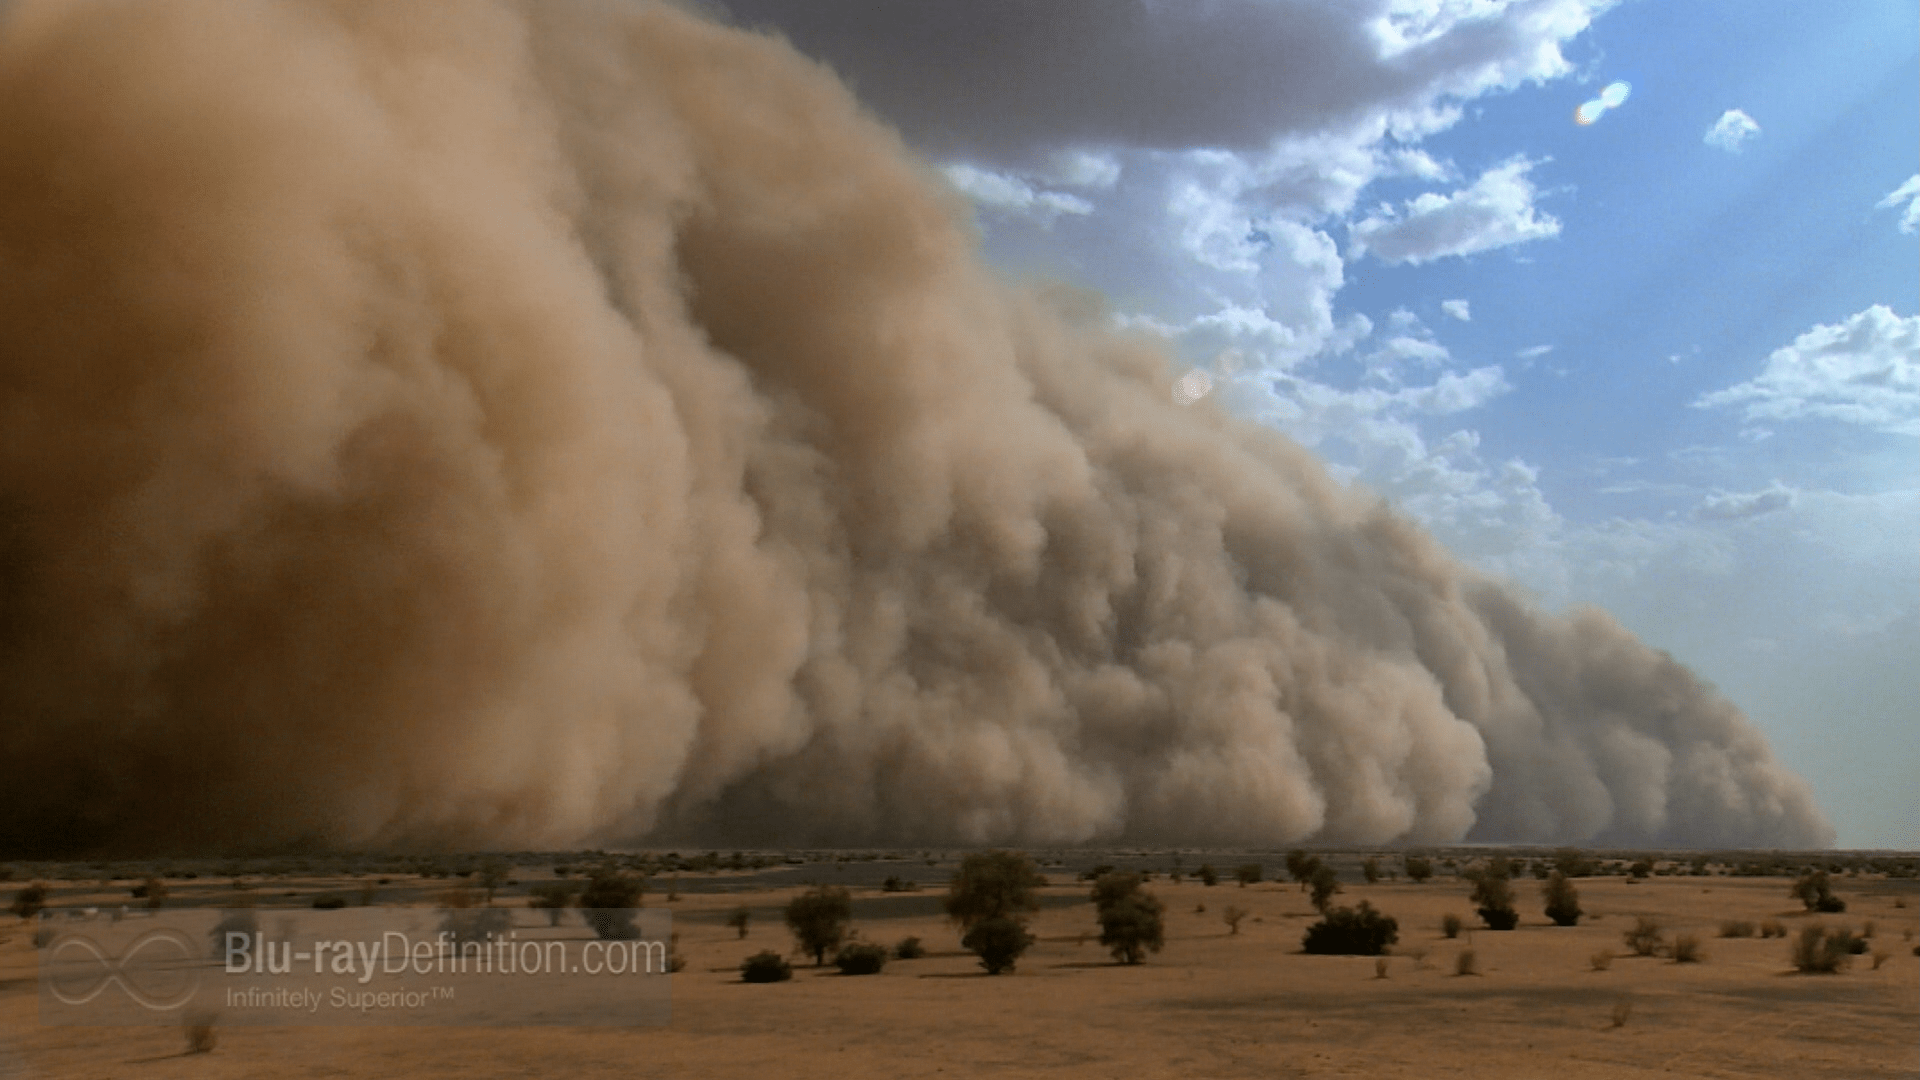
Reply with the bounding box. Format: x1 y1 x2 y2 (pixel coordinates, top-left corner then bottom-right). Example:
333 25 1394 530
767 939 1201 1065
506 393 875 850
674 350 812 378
1441 913 1463 939
1790 869 1845 913
528 881 578 926
1789 924 1856 974
962 916 1035 975
1542 870 1581 926
1362 857 1381 884
1235 863 1263 887
1403 855 1433 883
1670 933 1703 963
1308 863 1342 913
10 883 48 920
1629 858 1653 881
1718 920 1756 938
1222 905 1247 935
1197 864 1218 887
726 906 752 939
1760 919 1787 939
1624 917 1665 957
834 941 888 975
1590 949 1613 972
183 1010 218 1054
1610 999 1633 1028
740 950 792 983
1468 858 1518 930
786 885 853 965
1301 900 1399 956
579 864 646 940
894 935 925 960
1093 872 1165 964
1455 949 1478 976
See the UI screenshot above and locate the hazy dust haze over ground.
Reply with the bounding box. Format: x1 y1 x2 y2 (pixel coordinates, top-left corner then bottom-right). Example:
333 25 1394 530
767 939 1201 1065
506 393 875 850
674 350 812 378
0 0 1832 855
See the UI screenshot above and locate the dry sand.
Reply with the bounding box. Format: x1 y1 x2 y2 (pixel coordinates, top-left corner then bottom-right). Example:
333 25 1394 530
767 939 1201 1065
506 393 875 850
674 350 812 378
3 858 1915 1078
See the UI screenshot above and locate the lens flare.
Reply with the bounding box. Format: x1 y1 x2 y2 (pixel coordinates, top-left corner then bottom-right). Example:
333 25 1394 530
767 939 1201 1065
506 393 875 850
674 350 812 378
1575 81 1632 125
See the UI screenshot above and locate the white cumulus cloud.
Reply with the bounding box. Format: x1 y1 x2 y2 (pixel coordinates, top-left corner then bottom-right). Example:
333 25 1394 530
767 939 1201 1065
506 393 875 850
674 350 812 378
941 163 1094 225
1442 298 1471 321
1348 158 1561 265
1695 305 1920 435
1704 109 1761 153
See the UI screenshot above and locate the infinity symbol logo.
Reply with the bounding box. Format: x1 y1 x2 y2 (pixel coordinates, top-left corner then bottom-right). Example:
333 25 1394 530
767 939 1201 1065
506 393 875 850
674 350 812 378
45 929 202 1011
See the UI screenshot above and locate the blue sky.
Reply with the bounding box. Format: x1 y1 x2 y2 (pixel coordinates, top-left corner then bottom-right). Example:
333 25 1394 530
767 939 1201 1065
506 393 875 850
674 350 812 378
728 0 1918 848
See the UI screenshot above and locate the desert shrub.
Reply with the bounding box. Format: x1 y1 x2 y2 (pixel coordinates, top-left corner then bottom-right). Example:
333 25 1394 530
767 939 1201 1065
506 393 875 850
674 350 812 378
10 883 48 920
962 915 1035 974
1197 864 1218 887
893 935 925 960
1759 919 1787 939
1553 848 1597 878
1455 949 1478 976
1374 956 1389 978
1610 999 1632 1028
1718 920 1756 938
1222 905 1247 935
476 858 511 904
1590 949 1613 972
1285 851 1318 885
1468 859 1518 929
1301 900 1398 956
1441 913 1463 939
1403 856 1433 883
1077 864 1117 882
1790 924 1855 973
834 941 888 975
311 895 347 910
208 908 259 964
881 875 917 893
1790 870 1845 913
1235 863 1264 887
1629 858 1653 881
1542 870 1582 927
726 906 751 939
1362 857 1381 884
740 950 792 983
1670 933 1703 963
1624 917 1665 957
579 864 646 940
1093 873 1165 964
528 881 578 926
1308 864 1342 913
945 851 1045 928
183 1010 218 1054
785 886 853 965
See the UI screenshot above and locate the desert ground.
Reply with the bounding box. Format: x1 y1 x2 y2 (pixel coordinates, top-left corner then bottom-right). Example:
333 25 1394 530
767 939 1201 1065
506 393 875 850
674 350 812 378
2 851 1915 1079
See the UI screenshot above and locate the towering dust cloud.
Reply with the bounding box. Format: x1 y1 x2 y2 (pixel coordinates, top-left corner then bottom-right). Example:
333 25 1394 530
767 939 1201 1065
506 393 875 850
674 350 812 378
0 0 1831 855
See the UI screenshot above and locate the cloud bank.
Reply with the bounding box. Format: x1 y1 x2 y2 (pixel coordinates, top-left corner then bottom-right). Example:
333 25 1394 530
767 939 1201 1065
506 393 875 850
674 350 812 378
0 0 1829 855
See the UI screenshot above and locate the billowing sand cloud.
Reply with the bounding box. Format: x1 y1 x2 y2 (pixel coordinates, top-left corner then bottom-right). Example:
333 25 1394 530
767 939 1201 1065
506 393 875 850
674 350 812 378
0 0 1831 855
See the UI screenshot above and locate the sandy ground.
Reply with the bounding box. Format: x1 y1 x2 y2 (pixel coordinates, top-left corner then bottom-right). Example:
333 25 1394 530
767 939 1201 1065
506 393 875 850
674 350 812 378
2 861 1915 1079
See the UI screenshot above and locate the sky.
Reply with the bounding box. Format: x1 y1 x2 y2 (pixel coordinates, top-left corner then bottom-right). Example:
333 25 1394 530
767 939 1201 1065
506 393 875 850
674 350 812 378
717 0 1919 849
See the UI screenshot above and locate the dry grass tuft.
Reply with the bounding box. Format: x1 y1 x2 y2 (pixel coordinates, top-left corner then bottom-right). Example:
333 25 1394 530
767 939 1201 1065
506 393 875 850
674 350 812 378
1454 949 1478 977
183 1011 218 1054
1609 999 1633 1029
1589 949 1613 972
1670 933 1703 963
1374 957 1389 979
1718 920 1755 938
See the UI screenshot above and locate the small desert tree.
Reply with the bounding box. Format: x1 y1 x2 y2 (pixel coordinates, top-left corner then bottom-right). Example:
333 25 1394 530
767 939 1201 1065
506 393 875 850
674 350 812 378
1197 864 1219 887
1235 863 1264 887
1308 863 1342 913
1467 858 1518 930
1285 851 1321 887
946 851 1045 974
1093 873 1165 964
1362 857 1381 884
1403 856 1433 883
1790 870 1846 913
1222 905 1247 935
1543 870 1583 926
527 881 578 926
578 864 645 940
476 858 511 905
785 885 853 966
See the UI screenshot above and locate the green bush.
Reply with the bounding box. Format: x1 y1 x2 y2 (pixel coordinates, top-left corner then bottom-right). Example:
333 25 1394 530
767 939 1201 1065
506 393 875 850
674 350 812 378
740 950 792 983
1542 870 1582 926
962 915 1035 974
785 886 852 965
834 942 888 975
1093 873 1165 964
1301 900 1399 955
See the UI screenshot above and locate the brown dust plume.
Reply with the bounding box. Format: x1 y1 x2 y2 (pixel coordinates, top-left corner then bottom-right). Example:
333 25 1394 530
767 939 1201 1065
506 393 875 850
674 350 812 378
0 0 1831 855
